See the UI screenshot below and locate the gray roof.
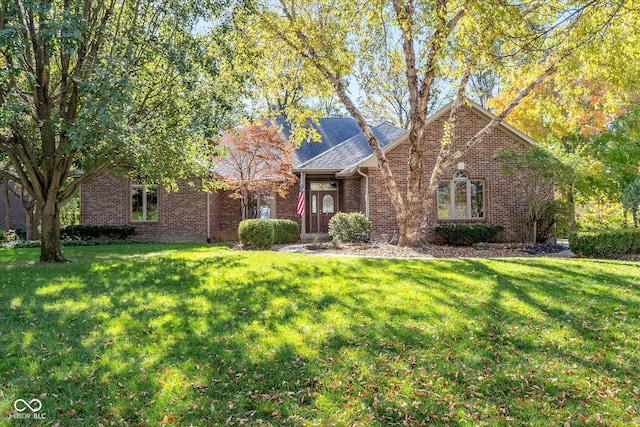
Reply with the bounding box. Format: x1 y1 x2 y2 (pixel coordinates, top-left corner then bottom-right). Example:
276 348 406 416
212 118 406 177
280 118 364 167
296 122 406 172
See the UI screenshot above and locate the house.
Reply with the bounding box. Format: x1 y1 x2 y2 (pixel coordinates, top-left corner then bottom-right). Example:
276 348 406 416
0 182 27 232
80 100 543 243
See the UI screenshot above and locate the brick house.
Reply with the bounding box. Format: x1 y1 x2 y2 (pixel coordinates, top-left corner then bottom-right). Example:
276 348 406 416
0 182 27 231
80 100 543 243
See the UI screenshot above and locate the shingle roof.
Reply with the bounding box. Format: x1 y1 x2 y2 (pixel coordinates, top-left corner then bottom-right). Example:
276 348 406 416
277 118 364 167
212 118 406 177
295 122 406 172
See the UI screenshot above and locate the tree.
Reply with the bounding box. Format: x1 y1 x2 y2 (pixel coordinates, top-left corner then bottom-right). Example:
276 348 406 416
258 0 628 246
215 120 296 220
497 146 570 243
1 178 9 231
8 181 40 240
0 0 245 261
487 5 640 230
621 177 640 228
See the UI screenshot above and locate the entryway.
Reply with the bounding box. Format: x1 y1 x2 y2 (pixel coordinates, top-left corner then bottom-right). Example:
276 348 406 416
309 182 338 233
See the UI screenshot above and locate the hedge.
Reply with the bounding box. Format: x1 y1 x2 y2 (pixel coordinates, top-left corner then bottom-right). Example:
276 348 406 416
2 239 153 249
569 229 640 257
434 224 504 246
269 219 299 244
238 219 275 249
61 225 136 240
328 212 371 243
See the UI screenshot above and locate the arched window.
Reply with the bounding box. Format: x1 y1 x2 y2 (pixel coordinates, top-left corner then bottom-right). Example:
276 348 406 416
322 194 335 213
437 171 484 219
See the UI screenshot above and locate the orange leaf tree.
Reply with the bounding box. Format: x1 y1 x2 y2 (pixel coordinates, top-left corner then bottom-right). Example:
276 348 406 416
216 121 296 220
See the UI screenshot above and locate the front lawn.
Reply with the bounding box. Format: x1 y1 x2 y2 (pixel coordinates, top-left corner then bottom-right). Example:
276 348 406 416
1 244 638 425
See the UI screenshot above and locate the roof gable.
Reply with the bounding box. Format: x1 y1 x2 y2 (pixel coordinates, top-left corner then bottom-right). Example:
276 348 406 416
359 99 537 169
295 122 406 172
277 118 364 167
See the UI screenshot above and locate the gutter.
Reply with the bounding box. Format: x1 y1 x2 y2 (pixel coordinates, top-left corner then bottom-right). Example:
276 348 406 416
207 192 211 243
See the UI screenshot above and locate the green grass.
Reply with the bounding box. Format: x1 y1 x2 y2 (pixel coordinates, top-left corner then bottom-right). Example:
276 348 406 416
1 244 639 426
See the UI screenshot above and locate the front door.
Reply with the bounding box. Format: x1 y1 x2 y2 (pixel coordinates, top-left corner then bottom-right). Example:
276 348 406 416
309 182 338 233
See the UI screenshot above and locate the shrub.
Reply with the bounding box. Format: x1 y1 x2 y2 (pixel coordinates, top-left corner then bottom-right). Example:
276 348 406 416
61 225 136 240
0 229 19 244
328 212 371 243
238 219 274 249
434 224 504 246
269 219 299 244
569 229 640 257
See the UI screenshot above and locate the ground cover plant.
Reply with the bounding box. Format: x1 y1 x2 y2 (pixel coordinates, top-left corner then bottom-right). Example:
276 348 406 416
0 244 638 426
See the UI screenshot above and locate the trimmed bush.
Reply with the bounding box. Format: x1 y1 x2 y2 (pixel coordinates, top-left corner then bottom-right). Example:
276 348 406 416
569 229 640 257
269 219 299 244
238 219 275 249
61 225 136 241
328 212 371 243
434 224 504 246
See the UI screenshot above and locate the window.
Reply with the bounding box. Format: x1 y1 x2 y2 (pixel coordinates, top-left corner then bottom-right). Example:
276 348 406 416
131 185 158 221
437 171 484 219
322 194 335 213
310 182 337 191
259 194 274 219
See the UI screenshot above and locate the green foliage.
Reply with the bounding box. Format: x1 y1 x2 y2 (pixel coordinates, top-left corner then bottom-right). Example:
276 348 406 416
61 225 136 241
269 219 299 244
569 229 640 257
552 200 574 239
238 219 275 249
621 177 640 226
0 229 18 244
60 195 81 226
0 0 248 261
328 212 371 243
434 224 504 246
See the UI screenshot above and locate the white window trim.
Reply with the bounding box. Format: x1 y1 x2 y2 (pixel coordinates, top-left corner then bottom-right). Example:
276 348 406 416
437 172 485 220
256 192 277 219
131 184 158 222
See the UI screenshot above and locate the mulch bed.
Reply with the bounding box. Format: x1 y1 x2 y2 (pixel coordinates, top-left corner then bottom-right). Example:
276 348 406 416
276 242 573 259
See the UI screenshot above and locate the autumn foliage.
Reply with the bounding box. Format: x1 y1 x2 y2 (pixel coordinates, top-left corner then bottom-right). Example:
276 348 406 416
215 121 296 219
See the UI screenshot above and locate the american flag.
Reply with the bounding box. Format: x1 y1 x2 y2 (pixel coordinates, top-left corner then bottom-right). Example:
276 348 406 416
296 179 305 216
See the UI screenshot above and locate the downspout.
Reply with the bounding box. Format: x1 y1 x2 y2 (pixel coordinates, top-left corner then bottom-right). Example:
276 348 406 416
357 168 369 218
206 192 211 243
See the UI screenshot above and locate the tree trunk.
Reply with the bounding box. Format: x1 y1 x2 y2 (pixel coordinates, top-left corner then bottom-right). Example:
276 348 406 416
40 199 67 263
26 204 40 240
2 182 10 231
567 186 576 232
240 189 248 221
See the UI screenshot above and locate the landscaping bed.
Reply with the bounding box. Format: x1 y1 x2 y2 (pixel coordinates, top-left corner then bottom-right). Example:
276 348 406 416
277 242 571 259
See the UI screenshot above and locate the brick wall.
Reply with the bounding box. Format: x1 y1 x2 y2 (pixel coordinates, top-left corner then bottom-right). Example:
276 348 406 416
81 176 209 242
341 177 363 213
209 189 241 242
367 105 533 242
81 175 308 243
0 183 26 230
